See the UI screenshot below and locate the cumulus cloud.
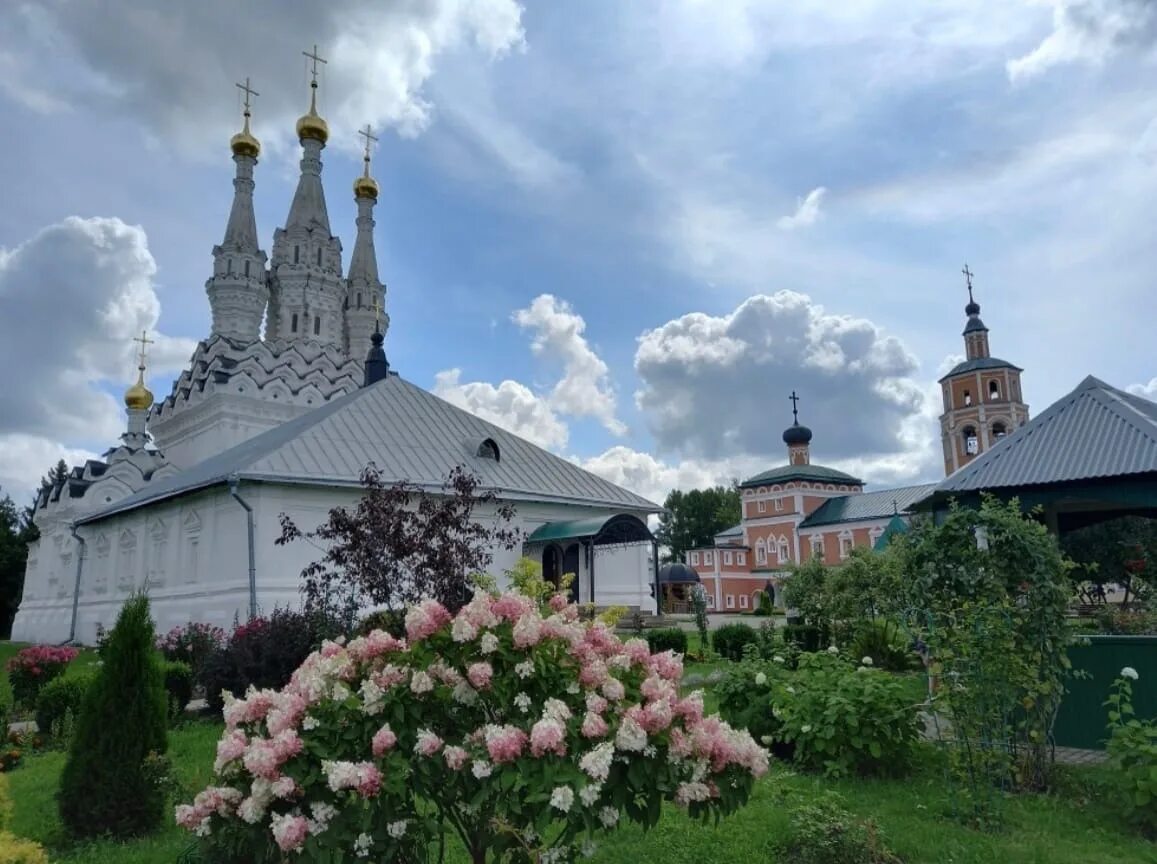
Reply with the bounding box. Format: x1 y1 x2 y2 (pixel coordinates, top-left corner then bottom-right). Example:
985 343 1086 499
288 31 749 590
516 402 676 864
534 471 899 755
0 1 525 155
432 369 569 451
1128 377 1157 401
576 446 748 508
513 295 626 436
634 291 931 473
776 187 827 230
0 216 195 496
0 435 99 504
1008 0 1157 81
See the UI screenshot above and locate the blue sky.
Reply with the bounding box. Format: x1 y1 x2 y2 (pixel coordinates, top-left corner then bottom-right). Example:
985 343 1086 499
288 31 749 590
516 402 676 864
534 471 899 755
1 0 1155 503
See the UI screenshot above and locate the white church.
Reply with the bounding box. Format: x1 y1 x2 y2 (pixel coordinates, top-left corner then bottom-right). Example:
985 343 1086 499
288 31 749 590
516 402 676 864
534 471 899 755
12 61 660 645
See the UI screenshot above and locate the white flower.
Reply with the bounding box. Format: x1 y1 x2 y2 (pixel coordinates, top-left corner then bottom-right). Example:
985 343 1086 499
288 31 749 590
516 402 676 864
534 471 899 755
302 715 319 731
567 682 581 695
754 672 767 686
515 660 535 679
580 783 603 806
354 833 374 857
861 656 874 667
615 717 648 752
387 820 408 839
331 682 351 702
785 685 796 695
452 682 479 706
550 785 575 813
801 724 813 734
451 617 478 642
480 632 500 654
359 679 385 715
773 655 785 664
581 839 599 858
580 742 615 781
541 849 565 864
598 806 620 828
544 698 572 722
643 745 657 758
760 735 774 745
410 670 435 694
514 692 532 713
472 760 493 779
827 645 839 655
1121 666 1140 681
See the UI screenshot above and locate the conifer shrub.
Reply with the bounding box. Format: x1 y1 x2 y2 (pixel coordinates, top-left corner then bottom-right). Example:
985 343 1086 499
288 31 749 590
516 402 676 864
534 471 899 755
712 622 758 661
57 594 169 839
645 627 688 654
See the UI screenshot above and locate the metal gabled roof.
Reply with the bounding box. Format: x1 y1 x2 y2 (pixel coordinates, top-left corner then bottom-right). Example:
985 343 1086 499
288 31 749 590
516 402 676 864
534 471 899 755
938 356 1022 382
798 483 938 529
933 375 1157 494
79 376 660 524
740 463 863 489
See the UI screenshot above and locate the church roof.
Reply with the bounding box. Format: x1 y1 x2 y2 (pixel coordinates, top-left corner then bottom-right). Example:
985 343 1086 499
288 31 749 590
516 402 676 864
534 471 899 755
938 356 1021 382
78 375 659 524
799 483 938 529
740 463 862 489
931 375 1157 494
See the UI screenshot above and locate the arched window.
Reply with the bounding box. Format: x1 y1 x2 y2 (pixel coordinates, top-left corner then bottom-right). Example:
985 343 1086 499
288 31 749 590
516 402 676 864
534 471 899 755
963 389 972 406
755 539 767 565
294 245 300 265
989 380 1001 400
963 425 978 455
291 313 299 333
992 421 1008 439
313 316 321 335
777 537 790 564
317 248 322 267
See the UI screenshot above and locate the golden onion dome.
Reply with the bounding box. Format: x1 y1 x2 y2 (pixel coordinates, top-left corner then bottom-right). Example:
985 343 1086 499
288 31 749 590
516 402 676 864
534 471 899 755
124 371 154 411
230 123 261 158
353 172 379 200
296 103 329 144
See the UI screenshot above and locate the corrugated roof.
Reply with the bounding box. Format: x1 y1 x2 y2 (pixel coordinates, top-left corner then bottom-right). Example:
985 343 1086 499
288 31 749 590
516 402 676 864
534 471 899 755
799 483 938 528
938 356 1022 382
79 376 659 524
873 515 910 551
740 464 862 488
934 375 1157 493
715 523 743 538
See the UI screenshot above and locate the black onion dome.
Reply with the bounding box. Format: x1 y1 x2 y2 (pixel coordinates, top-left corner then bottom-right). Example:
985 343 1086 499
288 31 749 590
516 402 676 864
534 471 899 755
965 299 981 316
783 422 813 446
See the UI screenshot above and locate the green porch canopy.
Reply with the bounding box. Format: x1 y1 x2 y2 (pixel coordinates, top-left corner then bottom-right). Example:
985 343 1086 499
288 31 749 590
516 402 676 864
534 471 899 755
526 514 653 546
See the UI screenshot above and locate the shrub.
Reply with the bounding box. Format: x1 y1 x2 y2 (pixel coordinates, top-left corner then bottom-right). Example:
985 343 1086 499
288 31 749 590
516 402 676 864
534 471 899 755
716 655 785 747
356 609 405 639
34 673 93 737
754 591 773 617
753 621 779 661
0 832 48 864
5 645 78 709
783 622 825 653
179 590 769 863
774 792 902 864
646 627 688 655
689 584 710 658
850 619 917 673
1097 607 1157 636
163 661 194 718
771 651 920 778
713 622 758 661
201 607 347 714
156 622 226 684
58 594 169 839
1105 668 1157 832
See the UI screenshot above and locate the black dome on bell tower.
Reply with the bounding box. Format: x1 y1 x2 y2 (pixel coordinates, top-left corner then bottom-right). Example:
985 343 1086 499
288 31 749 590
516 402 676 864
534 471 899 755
783 422 813 446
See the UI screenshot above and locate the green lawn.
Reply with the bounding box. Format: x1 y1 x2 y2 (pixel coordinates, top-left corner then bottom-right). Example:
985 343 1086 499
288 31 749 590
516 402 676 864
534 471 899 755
6 721 1155 864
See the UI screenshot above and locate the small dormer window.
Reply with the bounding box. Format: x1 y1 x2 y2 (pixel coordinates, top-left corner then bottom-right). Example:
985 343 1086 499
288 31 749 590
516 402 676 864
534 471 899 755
476 437 500 463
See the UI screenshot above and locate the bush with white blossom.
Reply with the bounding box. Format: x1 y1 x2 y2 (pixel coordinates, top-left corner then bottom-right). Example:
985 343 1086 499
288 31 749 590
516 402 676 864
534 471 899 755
178 589 768 863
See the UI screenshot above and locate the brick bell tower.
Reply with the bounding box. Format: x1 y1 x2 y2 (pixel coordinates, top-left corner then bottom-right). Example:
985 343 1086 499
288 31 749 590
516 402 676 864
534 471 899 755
938 265 1029 475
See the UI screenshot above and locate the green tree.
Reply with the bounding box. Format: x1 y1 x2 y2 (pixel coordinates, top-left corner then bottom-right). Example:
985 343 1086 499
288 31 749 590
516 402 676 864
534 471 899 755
58 594 169 839
0 490 36 639
1061 515 1157 607
656 485 741 563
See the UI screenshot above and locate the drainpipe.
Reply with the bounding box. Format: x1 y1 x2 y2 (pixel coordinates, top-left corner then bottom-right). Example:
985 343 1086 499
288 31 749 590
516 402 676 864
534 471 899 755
62 523 86 646
228 475 258 620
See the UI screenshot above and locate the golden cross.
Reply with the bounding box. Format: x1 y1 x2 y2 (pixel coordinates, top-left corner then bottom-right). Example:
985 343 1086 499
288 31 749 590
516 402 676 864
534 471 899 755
235 77 259 115
358 123 379 163
371 294 383 330
303 44 328 86
133 330 154 370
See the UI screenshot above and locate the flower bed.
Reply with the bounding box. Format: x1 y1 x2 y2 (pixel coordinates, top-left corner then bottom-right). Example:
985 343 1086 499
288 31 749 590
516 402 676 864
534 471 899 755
180 590 768 862
5 646 78 709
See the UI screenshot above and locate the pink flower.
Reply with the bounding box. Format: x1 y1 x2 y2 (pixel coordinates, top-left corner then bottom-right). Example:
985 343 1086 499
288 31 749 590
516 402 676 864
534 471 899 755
356 762 383 797
320 640 344 659
373 664 409 689
405 599 452 642
323 760 382 796
641 699 674 733
415 729 444 757
271 776 297 799
491 594 535 623
585 693 609 714
347 629 404 662
272 730 303 761
674 693 705 724
581 712 608 739
241 740 281 779
650 650 684 682
484 724 529 764
623 639 652 666
265 693 306 737
641 675 676 703
549 594 569 612
530 718 567 757
467 662 494 690
271 812 309 852
372 724 397 757
444 745 469 770
579 659 609 688
214 729 248 773
513 613 544 648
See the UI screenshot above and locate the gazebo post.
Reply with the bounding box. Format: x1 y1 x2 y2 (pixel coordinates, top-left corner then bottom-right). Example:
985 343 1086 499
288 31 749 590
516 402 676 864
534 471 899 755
652 538 661 617
588 539 596 607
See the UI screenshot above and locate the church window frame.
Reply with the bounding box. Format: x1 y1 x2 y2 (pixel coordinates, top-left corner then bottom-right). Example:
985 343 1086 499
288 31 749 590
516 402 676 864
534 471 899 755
774 497 784 512
839 532 854 560
294 245 300 265
777 537 790 564
689 552 699 566
724 550 733 566
992 421 1008 439
962 425 979 455
810 535 823 560
313 316 321 336
725 594 735 610
989 380 1001 400
317 247 323 267
755 539 767 565
739 594 749 610
291 313 299 333
703 550 713 566
244 260 251 278
963 389 972 406
757 499 766 514
737 552 746 566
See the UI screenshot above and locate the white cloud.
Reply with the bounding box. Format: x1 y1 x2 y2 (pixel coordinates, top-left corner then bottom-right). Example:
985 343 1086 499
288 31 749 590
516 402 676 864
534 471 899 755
576 446 747 508
0 435 98 504
777 187 827 230
0 1 526 156
432 369 568 451
513 295 626 436
634 291 934 482
0 217 195 447
1007 0 1157 81
1128 377 1157 401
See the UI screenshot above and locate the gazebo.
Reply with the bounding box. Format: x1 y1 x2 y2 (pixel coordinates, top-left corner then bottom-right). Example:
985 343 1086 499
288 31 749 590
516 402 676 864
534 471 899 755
915 376 1157 534
656 562 700 613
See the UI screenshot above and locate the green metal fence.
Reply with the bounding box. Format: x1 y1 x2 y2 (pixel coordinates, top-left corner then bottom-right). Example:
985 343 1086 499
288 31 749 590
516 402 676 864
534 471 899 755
1053 635 1157 750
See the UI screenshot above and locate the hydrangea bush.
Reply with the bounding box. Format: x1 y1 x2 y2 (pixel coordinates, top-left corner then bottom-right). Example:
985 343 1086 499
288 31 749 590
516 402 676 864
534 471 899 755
179 590 768 863
1105 667 1157 832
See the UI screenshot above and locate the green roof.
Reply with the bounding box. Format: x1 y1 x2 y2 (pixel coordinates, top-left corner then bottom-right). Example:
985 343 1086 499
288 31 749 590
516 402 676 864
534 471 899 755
938 356 1021 382
873 515 910 551
740 463 862 489
527 514 653 545
799 483 938 529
